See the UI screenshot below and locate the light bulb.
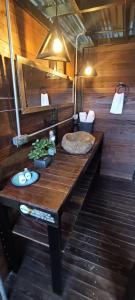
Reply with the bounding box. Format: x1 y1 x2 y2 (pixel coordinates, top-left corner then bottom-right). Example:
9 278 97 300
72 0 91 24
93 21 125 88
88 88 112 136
84 65 93 76
52 38 63 53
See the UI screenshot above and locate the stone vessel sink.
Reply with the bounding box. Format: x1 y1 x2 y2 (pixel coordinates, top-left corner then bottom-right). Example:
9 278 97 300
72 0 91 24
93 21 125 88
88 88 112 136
61 131 95 154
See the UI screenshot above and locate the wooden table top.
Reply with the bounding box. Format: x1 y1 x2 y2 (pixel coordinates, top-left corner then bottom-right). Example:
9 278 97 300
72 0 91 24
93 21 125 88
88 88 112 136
0 132 103 215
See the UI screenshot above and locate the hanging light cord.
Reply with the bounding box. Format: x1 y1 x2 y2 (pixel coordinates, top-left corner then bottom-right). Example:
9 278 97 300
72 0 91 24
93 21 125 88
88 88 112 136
55 0 58 19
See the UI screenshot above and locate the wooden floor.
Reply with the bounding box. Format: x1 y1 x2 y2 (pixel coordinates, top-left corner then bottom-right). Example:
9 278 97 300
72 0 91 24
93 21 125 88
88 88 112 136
9 175 135 300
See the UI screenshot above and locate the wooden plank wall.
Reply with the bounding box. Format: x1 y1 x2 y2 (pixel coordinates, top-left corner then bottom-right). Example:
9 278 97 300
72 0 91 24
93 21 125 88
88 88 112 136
0 0 74 182
83 43 135 180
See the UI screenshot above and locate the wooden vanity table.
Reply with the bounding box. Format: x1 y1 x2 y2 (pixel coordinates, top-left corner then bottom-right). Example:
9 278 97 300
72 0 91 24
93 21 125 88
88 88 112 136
0 132 103 295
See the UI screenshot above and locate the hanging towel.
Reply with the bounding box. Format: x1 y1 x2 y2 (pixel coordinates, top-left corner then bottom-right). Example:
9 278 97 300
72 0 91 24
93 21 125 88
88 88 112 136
86 110 95 123
110 92 124 114
79 112 87 122
41 93 49 106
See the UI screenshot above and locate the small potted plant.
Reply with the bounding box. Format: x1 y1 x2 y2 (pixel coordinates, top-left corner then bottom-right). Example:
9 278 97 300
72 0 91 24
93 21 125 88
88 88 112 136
28 138 55 168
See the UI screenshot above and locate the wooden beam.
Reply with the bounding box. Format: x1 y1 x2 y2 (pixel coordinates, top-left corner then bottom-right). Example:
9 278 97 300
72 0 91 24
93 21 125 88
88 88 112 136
86 30 126 47
69 0 80 14
43 3 73 17
68 0 95 46
124 0 131 40
90 36 135 48
14 0 52 29
15 0 134 19
89 35 135 46
76 0 133 11
92 29 124 34
33 0 126 17
79 0 125 13
76 0 122 9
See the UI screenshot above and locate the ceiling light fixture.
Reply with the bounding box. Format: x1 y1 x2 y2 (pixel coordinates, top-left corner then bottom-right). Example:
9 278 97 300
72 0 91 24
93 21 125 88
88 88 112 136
37 0 70 62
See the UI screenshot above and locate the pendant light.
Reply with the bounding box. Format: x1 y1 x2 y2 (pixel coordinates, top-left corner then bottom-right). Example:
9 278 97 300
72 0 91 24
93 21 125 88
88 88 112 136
37 0 70 62
79 62 97 77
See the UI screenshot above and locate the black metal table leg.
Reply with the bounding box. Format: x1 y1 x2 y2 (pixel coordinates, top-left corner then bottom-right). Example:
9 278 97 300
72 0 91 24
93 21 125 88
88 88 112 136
48 217 62 295
124 262 135 300
0 204 20 272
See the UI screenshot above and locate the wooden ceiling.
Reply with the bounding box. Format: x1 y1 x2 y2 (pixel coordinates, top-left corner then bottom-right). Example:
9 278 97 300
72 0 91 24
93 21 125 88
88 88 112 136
15 0 135 48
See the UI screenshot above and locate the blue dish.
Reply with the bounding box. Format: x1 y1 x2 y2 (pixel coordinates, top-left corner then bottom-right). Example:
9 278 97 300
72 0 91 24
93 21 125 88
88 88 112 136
11 171 39 187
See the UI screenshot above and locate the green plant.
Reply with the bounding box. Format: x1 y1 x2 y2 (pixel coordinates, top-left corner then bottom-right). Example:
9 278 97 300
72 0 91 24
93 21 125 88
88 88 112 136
28 138 54 160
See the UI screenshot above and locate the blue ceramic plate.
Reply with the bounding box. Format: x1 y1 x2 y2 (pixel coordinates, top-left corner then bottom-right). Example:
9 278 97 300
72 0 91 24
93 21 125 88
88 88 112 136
11 171 39 187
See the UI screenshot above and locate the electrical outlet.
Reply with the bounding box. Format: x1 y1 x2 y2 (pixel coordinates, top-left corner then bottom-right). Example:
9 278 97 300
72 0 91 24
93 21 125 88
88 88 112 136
12 135 29 147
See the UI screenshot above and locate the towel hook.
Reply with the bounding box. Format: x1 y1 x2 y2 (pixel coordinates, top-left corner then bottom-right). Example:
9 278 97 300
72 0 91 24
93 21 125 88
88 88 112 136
115 82 129 95
115 82 129 102
40 87 47 94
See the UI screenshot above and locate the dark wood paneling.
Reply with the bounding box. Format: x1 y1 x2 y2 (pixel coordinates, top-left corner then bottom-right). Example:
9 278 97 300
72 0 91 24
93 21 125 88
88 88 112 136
83 43 135 180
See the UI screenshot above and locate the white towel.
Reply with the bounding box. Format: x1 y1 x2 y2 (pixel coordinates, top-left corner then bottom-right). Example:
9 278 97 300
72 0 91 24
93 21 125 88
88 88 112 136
110 92 124 114
86 110 95 123
41 93 49 106
79 112 87 122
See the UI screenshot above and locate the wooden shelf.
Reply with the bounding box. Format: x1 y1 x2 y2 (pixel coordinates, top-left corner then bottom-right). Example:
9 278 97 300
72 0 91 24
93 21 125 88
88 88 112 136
12 170 97 251
21 103 73 115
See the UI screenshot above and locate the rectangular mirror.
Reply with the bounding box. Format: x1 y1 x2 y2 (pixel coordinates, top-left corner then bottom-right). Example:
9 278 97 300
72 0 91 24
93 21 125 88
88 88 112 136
16 55 73 114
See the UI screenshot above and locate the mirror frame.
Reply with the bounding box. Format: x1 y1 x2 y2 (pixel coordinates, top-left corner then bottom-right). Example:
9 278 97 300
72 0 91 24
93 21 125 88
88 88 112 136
16 55 73 114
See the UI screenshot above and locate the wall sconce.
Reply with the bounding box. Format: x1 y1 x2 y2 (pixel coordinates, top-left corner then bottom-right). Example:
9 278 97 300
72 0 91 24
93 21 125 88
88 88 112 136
74 33 97 114
37 0 70 62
